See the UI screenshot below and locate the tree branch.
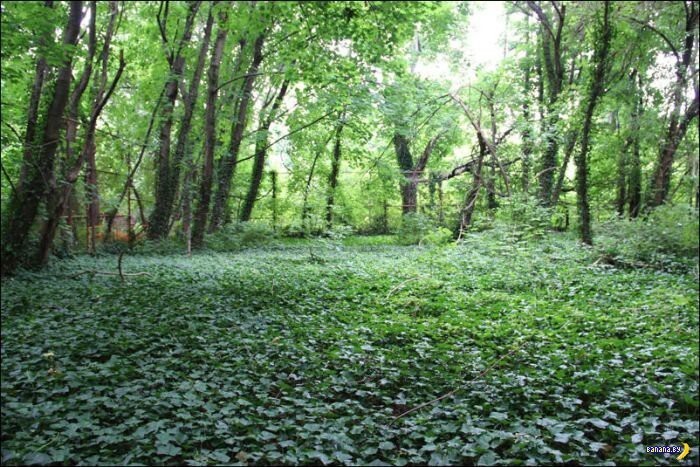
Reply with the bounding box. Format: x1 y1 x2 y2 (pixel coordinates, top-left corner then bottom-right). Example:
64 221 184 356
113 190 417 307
624 16 680 61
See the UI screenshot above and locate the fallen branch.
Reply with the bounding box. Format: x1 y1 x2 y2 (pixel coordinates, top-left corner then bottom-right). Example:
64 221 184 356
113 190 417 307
69 270 150 278
385 276 423 299
70 251 150 279
391 344 526 424
390 315 580 424
591 254 652 270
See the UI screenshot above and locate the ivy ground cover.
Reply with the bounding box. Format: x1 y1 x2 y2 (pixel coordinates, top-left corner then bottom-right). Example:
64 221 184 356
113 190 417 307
1 233 698 465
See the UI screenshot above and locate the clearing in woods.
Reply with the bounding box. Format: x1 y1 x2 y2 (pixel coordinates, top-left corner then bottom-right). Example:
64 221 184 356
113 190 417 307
1 232 698 465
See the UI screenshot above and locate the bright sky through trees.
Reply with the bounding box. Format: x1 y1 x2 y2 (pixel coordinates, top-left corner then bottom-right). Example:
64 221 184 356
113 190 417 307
415 1 506 88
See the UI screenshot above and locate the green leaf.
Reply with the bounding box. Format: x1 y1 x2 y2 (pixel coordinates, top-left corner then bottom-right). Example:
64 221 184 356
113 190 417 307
156 443 181 456
588 418 609 429
477 452 497 465
378 441 395 451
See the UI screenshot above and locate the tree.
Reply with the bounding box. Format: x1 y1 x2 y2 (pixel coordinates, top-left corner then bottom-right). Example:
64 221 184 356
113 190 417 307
149 1 213 239
647 1 699 206
325 117 345 229
523 1 567 206
148 0 201 239
239 79 290 222
1 1 83 277
574 1 612 245
208 34 265 231
190 6 229 248
36 1 126 265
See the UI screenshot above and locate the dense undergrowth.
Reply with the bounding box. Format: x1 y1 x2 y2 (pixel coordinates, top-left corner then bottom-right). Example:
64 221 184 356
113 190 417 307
1 228 698 465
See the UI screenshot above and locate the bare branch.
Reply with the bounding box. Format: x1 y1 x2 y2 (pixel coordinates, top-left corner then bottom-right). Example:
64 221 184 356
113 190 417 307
1 160 17 197
624 16 680 62
526 0 555 42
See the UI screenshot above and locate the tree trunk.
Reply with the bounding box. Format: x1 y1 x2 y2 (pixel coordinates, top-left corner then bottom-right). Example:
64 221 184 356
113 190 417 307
183 168 194 255
615 147 628 217
521 74 533 194
302 131 334 230
487 164 498 209
650 93 699 206
209 35 265 231
51 0 98 252
649 2 699 207
551 130 577 207
437 179 444 224
105 90 164 237
149 1 200 239
86 1 118 248
149 4 213 239
610 107 626 217
628 133 642 218
325 122 344 229
539 112 559 206
270 170 278 230
394 133 413 213
527 2 566 206
628 71 643 218
240 80 290 222
536 31 557 205
191 13 229 248
394 133 417 214
36 2 124 266
1 1 83 276
521 17 533 193
35 50 126 267
575 1 611 245
458 133 487 236
487 97 499 210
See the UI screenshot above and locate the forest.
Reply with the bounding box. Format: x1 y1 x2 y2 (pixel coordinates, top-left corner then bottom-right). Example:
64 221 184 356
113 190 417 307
1 1 698 465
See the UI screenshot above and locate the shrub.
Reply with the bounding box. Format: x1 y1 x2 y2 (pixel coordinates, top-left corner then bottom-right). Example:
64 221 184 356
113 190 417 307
497 193 554 239
595 204 699 270
396 213 434 245
420 226 453 246
397 213 454 246
131 237 184 256
324 224 354 241
207 222 277 251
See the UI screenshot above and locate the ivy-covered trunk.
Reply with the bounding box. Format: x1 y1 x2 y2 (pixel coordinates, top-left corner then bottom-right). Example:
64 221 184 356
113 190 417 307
240 80 290 222
149 5 213 239
148 2 200 240
458 133 487 236
649 2 698 207
575 1 611 245
394 133 417 214
209 35 265 231
191 12 229 248
628 71 643 218
551 131 577 208
528 2 566 206
325 122 344 228
1 1 82 277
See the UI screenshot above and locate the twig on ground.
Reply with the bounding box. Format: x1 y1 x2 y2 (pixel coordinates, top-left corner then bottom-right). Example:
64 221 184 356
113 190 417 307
391 316 580 425
390 344 526 425
118 250 125 281
385 276 422 299
69 251 149 279
70 270 150 278
591 254 652 270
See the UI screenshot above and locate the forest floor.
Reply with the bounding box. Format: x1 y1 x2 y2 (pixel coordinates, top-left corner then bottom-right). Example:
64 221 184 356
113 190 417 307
1 230 698 465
